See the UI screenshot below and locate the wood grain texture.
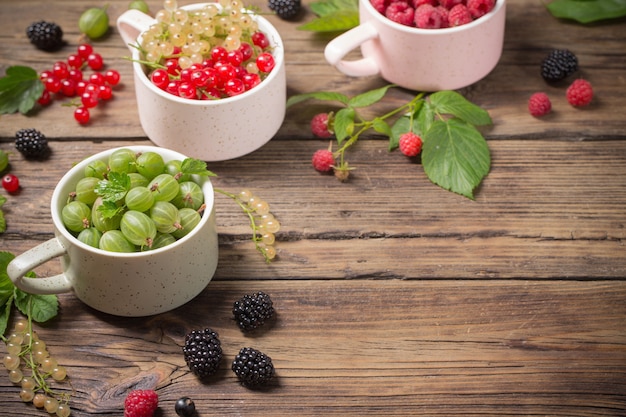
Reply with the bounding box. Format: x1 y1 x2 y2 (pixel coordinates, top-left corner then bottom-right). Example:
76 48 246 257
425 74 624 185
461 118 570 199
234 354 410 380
0 0 625 415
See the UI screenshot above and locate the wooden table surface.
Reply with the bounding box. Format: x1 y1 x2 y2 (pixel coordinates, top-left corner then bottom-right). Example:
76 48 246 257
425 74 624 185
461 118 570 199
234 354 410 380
1 0 625 415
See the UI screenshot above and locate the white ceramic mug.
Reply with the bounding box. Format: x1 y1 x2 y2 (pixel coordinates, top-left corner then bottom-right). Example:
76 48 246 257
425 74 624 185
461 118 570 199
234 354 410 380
7 146 219 317
324 0 506 91
117 3 286 162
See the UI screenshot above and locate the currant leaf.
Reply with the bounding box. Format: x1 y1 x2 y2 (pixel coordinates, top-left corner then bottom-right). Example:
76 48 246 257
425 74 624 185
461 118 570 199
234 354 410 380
0 66 44 115
96 172 131 202
14 286 58 324
422 119 491 199
181 158 217 177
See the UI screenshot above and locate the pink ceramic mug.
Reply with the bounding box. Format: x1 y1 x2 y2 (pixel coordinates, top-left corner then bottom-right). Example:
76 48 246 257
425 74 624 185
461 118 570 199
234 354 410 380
324 0 506 91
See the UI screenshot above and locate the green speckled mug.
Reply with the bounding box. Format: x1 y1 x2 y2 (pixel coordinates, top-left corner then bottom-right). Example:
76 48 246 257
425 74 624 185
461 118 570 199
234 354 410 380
7 146 218 317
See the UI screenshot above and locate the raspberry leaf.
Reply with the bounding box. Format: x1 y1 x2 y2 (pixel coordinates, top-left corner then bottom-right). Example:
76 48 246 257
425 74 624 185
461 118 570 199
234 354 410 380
428 91 492 126
298 0 359 32
334 107 356 143
422 119 491 199
286 91 350 107
372 118 392 137
348 85 395 108
0 195 6 233
546 0 626 23
0 66 44 115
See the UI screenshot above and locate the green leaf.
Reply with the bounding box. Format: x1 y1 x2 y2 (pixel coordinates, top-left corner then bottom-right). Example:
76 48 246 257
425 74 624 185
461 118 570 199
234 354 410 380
0 66 44 115
97 199 125 219
422 119 491 199
428 91 492 126
417 101 436 134
96 172 131 202
298 11 359 32
181 158 216 177
389 117 412 151
0 252 15 308
310 0 358 15
546 0 626 23
348 85 395 108
372 118 392 137
286 91 350 107
334 107 356 143
14 290 58 324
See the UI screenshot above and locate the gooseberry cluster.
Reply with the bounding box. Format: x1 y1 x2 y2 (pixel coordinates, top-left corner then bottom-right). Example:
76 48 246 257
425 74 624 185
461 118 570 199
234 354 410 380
140 0 277 99
2 318 71 417
61 149 211 252
37 43 121 124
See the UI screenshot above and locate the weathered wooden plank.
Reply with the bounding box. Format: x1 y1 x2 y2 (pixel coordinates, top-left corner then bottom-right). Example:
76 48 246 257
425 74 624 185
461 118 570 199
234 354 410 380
1 280 624 416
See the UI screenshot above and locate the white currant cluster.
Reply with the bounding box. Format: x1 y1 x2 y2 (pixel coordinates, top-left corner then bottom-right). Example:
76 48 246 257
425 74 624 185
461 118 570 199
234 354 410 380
2 319 71 416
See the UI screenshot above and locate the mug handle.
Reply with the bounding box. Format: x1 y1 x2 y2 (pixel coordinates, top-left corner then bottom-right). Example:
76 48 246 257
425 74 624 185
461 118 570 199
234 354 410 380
117 9 155 52
7 238 73 295
324 22 381 77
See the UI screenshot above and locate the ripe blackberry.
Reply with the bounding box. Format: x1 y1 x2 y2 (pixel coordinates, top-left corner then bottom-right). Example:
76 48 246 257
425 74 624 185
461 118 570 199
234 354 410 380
232 347 275 387
268 0 302 20
233 291 275 331
15 128 49 158
182 328 222 378
541 49 578 82
26 21 64 51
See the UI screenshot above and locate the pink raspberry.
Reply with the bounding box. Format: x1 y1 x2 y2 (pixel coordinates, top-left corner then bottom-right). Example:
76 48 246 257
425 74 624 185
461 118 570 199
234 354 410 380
437 6 450 28
371 0 390 14
385 1 415 26
124 390 158 417
310 113 333 138
312 149 335 172
412 0 437 8
566 79 593 107
438 0 464 9
467 0 496 19
399 132 423 157
528 92 552 117
414 4 443 29
448 4 472 26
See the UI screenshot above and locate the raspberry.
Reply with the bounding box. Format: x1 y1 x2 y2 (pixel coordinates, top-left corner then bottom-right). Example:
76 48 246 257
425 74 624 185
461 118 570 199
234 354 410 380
466 0 495 19
528 92 552 117
15 128 49 158
436 6 450 28
233 291 275 332
310 113 333 138
268 0 302 20
566 79 593 107
412 0 437 7
385 1 415 26
183 328 223 378
124 390 158 417
371 0 390 13
26 21 64 51
414 4 442 29
312 149 335 172
232 347 275 387
448 4 472 26
398 132 423 157
541 49 578 81
438 0 463 9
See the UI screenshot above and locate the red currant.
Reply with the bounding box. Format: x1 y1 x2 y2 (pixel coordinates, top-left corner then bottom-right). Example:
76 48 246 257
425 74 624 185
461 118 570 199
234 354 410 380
178 82 197 99
68 69 84 82
87 53 104 70
67 54 83 69
242 73 261 90
104 69 121 86
251 32 269 49
211 46 228 63
165 58 179 75
81 92 99 108
256 53 275 73
225 78 245 96
77 43 94 59
74 107 90 124
151 69 170 89
60 79 76 97
238 42 253 61
44 76 62 93
38 90 52 106
98 84 113 100
227 50 244 66
52 61 69 79
89 72 106 86
2 174 20 193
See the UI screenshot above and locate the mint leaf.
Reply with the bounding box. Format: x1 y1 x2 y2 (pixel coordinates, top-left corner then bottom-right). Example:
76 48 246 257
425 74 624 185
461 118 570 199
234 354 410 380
334 107 356 143
428 91 492 126
422 119 491 199
0 66 44 115
348 85 395 108
96 172 131 202
0 195 6 233
181 158 217 176
546 0 626 23
287 91 350 107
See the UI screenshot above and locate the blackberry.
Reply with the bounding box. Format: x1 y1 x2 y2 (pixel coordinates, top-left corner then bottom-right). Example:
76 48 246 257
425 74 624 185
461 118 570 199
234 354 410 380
15 128 49 159
233 291 275 331
182 328 222 378
26 21 64 51
231 347 275 387
541 49 578 81
268 0 302 20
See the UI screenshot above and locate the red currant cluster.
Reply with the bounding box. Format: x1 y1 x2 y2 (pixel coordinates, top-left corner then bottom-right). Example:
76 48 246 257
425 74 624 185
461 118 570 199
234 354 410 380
148 33 276 100
37 43 121 124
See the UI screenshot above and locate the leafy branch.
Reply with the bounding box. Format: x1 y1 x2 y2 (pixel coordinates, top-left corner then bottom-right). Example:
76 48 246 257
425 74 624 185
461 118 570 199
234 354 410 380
287 86 493 199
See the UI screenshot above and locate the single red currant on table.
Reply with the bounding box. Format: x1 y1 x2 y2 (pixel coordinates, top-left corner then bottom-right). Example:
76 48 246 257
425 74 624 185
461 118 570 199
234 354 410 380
2 174 20 193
